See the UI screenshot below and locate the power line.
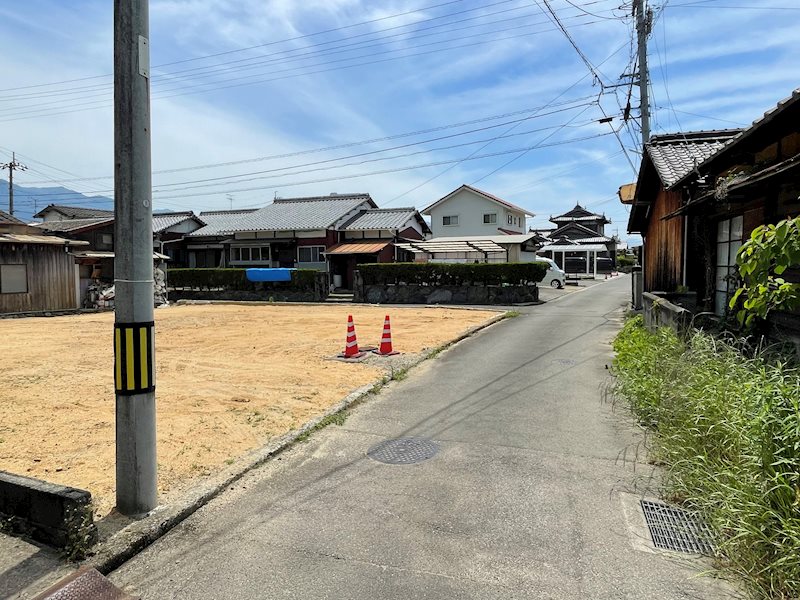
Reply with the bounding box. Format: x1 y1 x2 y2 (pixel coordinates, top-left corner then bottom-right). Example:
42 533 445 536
153 131 616 201
0 0 470 93
21 95 598 186
0 13 619 123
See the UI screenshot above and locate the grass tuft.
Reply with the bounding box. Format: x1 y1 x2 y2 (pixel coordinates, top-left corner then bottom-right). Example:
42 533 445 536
612 315 800 599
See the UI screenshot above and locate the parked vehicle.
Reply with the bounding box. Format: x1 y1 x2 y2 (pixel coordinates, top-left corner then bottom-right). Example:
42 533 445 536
533 257 566 289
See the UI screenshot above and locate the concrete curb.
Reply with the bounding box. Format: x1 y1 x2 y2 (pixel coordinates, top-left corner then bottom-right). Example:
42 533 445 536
86 310 509 575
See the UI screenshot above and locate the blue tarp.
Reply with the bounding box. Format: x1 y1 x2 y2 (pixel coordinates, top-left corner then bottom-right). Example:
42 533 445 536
245 268 295 282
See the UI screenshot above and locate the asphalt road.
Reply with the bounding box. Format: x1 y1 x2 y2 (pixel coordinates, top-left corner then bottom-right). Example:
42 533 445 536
110 275 733 599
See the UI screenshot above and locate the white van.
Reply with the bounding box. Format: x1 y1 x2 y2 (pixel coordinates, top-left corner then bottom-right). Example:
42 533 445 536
533 257 566 289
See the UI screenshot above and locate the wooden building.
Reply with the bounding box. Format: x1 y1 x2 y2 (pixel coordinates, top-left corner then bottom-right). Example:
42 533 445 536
627 130 741 292
627 87 800 326
0 211 88 314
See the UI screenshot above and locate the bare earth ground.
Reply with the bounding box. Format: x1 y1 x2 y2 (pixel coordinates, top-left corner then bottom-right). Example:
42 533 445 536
0 304 498 518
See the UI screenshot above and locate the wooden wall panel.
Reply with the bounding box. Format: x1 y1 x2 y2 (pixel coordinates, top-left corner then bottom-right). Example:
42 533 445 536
0 244 77 314
644 189 684 292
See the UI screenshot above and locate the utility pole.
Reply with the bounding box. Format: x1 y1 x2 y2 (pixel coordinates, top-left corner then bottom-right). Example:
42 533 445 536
114 0 157 515
634 0 652 145
1 153 27 216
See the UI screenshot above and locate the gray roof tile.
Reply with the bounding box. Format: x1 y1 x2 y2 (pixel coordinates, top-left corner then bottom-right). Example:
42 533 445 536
228 194 374 233
152 211 201 233
33 217 114 233
35 204 114 219
340 208 418 231
187 209 259 237
0 209 25 225
646 130 741 188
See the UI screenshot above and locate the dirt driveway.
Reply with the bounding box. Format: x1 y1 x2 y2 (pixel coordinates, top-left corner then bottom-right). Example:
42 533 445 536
0 304 498 516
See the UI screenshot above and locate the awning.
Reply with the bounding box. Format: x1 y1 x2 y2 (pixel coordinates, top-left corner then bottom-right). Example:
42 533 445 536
71 250 170 260
325 241 391 255
0 234 89 246
394 239 507 254
539 244 608 252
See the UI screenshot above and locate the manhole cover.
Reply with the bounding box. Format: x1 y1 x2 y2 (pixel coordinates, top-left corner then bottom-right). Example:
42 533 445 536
553 358 577 366
367 438 439 464
640 500 714 555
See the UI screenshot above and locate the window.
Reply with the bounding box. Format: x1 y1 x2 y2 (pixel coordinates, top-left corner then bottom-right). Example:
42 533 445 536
230 246 271 263
101 234 113 246
442 215 458 226
714 215 744 315
507 214 513 225
483 213 497 224
0 264 28 294
298 246 325 263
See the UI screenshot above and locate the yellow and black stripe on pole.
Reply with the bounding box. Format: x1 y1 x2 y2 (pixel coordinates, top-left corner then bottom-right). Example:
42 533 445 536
114 321 155 395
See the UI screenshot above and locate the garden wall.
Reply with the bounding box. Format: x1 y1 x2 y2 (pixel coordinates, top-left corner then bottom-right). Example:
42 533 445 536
167 269 329 302
355 282 538 305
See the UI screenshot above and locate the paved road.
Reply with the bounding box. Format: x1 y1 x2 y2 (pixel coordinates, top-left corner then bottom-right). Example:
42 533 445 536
111 276 732 599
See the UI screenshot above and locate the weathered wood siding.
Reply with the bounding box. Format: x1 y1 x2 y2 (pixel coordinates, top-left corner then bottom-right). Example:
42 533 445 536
0 244 77 313
644 189 683 292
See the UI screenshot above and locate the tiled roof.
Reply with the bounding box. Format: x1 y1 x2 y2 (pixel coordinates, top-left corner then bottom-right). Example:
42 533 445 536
645 130 741 188
34 204 114 219
0 209 25 225
33 217 114 233
339 208 418 231
228 194 374 232
551 204 609 223
551 221 611 242
187 209 259 237
671 87 800 188
152 211 202 233
422 184 534 217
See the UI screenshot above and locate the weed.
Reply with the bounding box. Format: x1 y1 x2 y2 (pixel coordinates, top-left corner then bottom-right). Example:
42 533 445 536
611 316 800 599
295 410 348 443
390 367 409 381
504 310 521 318
224 458 234 465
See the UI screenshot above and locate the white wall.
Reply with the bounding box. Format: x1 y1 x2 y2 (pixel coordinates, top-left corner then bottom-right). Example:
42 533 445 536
427 188 526 237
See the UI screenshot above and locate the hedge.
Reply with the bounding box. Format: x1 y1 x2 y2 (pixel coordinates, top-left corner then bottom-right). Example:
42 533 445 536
357 262 547 286
167 268 318 291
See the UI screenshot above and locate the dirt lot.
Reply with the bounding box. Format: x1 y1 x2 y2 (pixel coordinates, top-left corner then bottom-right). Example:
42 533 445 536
0 304 498 517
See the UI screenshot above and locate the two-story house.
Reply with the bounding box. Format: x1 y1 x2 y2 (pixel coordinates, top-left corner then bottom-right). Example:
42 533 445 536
422 185 533 238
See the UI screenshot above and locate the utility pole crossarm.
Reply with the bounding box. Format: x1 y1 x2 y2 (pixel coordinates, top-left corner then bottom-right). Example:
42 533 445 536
0 152 28 216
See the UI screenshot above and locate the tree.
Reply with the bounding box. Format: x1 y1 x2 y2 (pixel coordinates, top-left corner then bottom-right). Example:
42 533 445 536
730 216 800 328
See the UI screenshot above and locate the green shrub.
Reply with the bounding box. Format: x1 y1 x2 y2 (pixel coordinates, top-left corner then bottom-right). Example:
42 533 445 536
612 317 800 599
357 262 547 286
167 268 317 291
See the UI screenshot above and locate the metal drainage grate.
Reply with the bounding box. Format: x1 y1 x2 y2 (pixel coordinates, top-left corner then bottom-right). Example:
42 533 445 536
367 438 439 465
640 500 714 555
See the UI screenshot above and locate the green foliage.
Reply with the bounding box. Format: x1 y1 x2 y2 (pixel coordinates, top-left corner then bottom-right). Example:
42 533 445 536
730 216 800 328
616 253 637 267
612 317 800 598
167 268 318 291
357 262 547 286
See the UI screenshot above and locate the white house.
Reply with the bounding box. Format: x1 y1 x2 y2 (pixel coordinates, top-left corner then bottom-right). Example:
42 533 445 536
422 184 533 237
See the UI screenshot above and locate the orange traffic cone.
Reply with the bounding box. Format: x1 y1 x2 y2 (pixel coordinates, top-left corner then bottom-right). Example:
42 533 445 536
374 315 399 356
341 315 365 358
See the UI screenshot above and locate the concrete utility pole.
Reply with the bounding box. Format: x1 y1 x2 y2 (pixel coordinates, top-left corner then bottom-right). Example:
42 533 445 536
634 0 652 145
1 152 27 215
114 0 157 515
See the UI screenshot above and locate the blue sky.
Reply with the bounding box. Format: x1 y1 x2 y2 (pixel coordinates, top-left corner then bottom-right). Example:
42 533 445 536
0 0 798 241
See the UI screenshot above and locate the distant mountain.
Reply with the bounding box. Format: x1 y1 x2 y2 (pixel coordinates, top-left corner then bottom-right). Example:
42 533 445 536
0 179 113 223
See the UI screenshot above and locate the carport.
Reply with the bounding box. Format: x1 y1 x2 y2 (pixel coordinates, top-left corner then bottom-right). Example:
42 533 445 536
393 239 509 263
538 243 608 278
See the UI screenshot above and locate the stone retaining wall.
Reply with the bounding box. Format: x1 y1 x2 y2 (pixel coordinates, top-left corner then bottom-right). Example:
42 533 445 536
354 283 538 305
0 470 97 549
169 289 318 303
